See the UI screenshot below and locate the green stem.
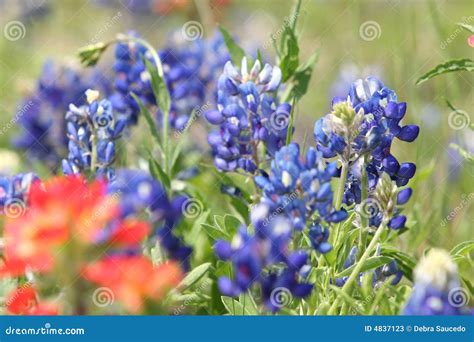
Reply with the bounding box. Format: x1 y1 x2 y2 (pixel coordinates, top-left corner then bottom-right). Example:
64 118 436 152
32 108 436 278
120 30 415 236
335 161 348 210
90 125 98 174
328 222 386 315
359 157 368 254
116 34 170 174
332 161 349 247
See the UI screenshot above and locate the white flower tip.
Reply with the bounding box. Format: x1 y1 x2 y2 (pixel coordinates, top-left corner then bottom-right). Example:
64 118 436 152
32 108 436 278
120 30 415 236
85 89 100 104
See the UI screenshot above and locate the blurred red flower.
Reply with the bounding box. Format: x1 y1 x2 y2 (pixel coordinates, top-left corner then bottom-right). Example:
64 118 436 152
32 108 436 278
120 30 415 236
83 256 183 313
6 285 58 315
2 175 149 274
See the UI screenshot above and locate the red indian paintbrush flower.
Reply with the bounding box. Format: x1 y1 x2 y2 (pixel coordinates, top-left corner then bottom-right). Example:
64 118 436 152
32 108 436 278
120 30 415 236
6 284 58 315
1 175 150 274
83 256 183 313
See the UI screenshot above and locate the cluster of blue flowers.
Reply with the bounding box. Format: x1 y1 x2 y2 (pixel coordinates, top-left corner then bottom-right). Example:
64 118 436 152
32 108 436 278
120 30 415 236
214 203 312 312
314 77 419 207
404 249 470 315
62 89 127 180
13 60 109 169
254 143 347 248
111 33 155 125
206 57 290 173
108 169 192 270
160 32 229 131
111 31 229 131
0 173 38 215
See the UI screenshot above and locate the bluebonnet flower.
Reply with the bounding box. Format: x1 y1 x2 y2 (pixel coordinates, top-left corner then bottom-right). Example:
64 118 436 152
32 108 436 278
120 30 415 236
0 173 38 215
254 143 347 242
160 31 229 131
13 60 110 169
404 249 470 315
335 246 402 288
315 77 419 204
62 89 127 180
107 169 192 270
206 57 291 173
110 33 155 125
214 203 312 311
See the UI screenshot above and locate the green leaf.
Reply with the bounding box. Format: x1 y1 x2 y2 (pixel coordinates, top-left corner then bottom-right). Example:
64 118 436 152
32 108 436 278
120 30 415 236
381 246 416 281
143 58 171 114
221 296 257 315
286 98 296 145
416 58 474 85
219 27 246 66
224 214 242 236
178 263 212 291
336 256 392 278
239 293 259 315
457 22 474 33
131 93 162 151
279 25 299 82
78 42 108 67
282 50 319 102
202 223 230 241
450 241 474 256
148 156 170 189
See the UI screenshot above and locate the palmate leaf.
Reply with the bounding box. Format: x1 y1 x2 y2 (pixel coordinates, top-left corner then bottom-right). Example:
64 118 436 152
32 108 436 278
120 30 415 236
279 25 300 82
416 58 474 85
282 50 319 103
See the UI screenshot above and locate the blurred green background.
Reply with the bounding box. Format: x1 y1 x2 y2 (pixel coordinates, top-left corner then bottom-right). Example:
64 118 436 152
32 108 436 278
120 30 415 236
0 0 472 279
